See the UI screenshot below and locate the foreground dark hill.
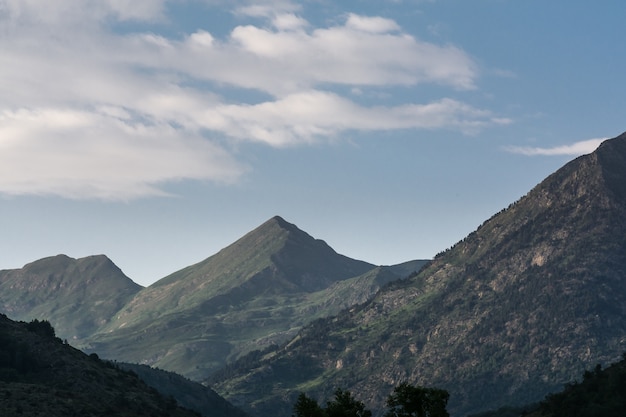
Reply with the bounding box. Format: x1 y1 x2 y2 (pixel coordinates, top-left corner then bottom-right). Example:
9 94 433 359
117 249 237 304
532 354 626 417
84 216 421 379
209 132 626 417
0 255 141 342
471 354 626 417
0 314 199 417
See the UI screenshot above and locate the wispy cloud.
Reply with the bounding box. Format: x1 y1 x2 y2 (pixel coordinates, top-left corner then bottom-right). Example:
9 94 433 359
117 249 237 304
505 138 605 156
0 0 506 200
0 107 244 200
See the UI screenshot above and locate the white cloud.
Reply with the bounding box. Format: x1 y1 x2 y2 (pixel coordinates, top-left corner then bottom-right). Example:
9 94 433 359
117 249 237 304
272 13 309 31
105 0 167 21
234 1 300 18
194 93 510 146
345 14 401 33
0 0 166 26
0 107 244 200
0 1 504 200
129 12 478 95
505 138 605 156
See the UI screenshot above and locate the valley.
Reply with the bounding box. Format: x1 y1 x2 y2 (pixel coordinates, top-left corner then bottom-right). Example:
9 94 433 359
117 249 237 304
2 132 626 416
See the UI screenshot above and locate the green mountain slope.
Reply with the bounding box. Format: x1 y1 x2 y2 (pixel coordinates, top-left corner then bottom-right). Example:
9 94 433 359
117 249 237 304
83 216 416 380
0 314 199 417
209 132 626 417
100 216 376 328
0 254 141 342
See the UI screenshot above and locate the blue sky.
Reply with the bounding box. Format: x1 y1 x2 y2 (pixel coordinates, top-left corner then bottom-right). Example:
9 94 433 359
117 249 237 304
1 0 624 286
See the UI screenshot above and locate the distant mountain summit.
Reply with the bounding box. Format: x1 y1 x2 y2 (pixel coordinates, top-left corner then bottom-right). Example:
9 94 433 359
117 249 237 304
0 254 141 341
82 215 413 380
101 215 375 328
209 132 626 417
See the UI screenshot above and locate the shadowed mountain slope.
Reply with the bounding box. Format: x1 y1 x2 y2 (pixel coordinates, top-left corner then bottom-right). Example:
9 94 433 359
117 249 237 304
0 314 199 417
0 254 141 342
532 354 626 417
209 132 626 417
83 216 415 380
117 362 249 417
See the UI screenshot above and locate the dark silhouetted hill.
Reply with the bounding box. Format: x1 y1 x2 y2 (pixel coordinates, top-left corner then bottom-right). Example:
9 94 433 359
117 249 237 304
0 314 199 416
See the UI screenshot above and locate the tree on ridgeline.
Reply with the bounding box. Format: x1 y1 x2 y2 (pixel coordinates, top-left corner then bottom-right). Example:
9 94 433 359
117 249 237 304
384 383 450 417
325 389 372 417
293 384 449 417
293 392 325 417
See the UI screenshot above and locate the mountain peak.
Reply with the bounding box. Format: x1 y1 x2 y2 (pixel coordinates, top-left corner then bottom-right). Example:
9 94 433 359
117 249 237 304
22 253 115 272
259 215 300 234
595 131 626 202
596 130 626 152
0 253 141 341
152 215 373 294
269 214 288 224
22 253 72 271
91 215 377 378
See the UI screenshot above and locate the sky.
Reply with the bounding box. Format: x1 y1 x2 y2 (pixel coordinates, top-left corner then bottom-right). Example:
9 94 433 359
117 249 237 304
1 0 625 286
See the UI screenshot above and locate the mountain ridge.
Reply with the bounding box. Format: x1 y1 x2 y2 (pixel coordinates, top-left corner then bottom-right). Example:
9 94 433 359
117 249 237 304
96 215 376 332
208 132 626 417
0 254 141 341
76 215 418 379
0 314 201 416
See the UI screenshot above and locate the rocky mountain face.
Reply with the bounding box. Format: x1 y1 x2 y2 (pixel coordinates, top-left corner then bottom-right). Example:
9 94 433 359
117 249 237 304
41 216 419 380
0 314 201 417
208 133 626 417
0 254 141 342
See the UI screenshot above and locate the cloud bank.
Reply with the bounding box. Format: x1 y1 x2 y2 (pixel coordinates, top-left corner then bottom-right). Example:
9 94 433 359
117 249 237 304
0 0 508 200
505 138 605 157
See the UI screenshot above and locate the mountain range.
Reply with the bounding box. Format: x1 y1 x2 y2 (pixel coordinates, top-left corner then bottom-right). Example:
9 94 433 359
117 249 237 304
84 216 422 379
2 132 626 416
0 216 425 381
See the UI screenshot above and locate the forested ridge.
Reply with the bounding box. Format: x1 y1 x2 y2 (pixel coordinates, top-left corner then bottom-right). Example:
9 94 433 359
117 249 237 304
0 315 200 417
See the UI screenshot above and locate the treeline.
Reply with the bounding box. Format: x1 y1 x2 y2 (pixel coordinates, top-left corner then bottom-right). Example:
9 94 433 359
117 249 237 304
537 354 626 417
470 354 626 417
0 318 58 380
292 383 449 417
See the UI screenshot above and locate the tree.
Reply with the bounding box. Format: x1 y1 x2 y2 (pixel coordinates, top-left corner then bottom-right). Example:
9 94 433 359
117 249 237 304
293 393 326 417
26 319 56 339
326 389 372 417
293 389 372 417
384 383 449 417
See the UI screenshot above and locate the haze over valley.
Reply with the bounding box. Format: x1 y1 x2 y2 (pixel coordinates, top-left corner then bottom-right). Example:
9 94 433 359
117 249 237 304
2 1 625 416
